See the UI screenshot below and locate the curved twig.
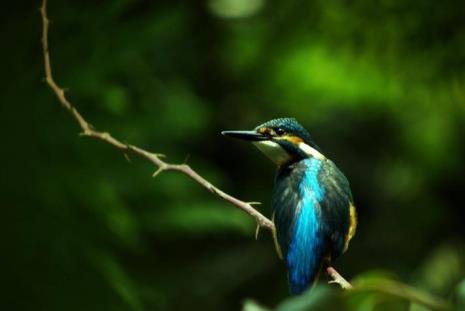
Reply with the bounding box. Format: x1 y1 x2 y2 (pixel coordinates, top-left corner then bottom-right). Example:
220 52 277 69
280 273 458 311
39 0 274 233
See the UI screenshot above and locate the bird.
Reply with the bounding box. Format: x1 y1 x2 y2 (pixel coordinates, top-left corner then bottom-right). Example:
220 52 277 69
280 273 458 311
222 117 357 294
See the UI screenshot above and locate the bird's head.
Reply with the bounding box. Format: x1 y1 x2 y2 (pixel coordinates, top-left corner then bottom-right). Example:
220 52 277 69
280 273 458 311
222 118 324 166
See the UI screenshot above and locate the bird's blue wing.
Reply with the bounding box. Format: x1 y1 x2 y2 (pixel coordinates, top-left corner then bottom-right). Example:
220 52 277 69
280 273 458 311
318 160 354 258
272 162 305 259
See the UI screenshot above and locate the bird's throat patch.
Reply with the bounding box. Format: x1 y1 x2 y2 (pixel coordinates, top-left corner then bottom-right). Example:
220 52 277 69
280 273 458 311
253 140 291 166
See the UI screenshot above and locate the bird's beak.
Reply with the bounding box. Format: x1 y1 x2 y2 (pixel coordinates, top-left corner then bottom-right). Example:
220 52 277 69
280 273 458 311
221 130 269 142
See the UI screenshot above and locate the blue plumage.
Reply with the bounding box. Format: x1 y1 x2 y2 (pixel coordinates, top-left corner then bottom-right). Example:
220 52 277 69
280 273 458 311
222 118 357 294
273 157 346 294
273 156 353 294
286 158 325 294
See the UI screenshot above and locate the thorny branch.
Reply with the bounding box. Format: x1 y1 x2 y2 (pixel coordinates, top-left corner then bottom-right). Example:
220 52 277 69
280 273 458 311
39 0 351 290
39 0 273 233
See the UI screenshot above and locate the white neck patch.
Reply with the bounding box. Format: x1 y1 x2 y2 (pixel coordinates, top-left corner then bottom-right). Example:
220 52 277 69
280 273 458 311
298 142 325 160
253 141 290 165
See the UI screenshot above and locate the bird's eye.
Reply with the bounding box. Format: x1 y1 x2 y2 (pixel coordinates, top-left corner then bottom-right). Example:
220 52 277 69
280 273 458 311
275 128 286 136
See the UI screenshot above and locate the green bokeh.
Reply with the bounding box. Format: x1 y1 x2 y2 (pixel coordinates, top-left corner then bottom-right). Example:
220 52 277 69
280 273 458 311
3 0 465 310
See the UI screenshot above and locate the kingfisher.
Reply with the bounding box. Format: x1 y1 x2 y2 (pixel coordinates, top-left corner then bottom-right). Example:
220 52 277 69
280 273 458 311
222 118 357 294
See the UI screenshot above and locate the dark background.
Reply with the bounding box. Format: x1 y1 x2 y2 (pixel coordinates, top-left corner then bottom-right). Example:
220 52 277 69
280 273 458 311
3 0 465 310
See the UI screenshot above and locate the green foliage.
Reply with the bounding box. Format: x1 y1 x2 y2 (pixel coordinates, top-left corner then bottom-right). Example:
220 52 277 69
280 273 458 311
243 285 335 311
3 0 465 310
245 273 455 311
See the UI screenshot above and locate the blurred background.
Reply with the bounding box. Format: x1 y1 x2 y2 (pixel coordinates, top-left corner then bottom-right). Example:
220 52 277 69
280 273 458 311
3 0 465 310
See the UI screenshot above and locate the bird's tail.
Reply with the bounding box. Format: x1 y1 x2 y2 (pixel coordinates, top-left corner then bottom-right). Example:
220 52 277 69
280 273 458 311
287 249 325 295
286 221 327 295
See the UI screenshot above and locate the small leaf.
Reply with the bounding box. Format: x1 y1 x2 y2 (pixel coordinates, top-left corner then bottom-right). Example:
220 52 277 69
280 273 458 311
243 299 270 311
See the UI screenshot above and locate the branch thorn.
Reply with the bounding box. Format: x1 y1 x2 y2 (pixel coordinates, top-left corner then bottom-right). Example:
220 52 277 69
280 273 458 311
152 167 165 178
183 154 191 164
255 224 261 240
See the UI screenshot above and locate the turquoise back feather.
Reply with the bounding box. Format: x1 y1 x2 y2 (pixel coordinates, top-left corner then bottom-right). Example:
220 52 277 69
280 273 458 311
273 157 351 294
